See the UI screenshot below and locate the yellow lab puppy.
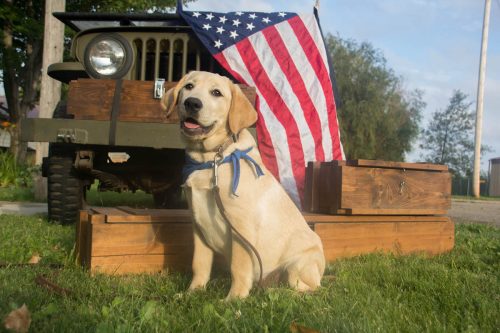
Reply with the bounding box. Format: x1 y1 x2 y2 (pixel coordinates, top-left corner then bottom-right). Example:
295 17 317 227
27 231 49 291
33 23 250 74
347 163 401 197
163 71 325 300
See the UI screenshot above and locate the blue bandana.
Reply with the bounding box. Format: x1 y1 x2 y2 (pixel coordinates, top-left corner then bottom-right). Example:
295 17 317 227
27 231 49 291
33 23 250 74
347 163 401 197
182 147 264 195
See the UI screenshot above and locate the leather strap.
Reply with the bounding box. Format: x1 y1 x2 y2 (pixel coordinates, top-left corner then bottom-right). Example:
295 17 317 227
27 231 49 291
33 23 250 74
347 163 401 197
109 79 123 146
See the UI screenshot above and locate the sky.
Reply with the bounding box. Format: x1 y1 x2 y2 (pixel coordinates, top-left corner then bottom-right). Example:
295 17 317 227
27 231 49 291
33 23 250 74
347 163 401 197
185 0 500 171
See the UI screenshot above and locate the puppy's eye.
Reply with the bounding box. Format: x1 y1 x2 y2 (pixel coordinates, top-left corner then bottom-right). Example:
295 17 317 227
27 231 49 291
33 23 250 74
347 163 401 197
211 89 223 97
184 83 194 90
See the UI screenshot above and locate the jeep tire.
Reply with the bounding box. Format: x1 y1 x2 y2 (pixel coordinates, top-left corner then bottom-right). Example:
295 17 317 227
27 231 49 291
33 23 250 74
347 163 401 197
47 147 85 224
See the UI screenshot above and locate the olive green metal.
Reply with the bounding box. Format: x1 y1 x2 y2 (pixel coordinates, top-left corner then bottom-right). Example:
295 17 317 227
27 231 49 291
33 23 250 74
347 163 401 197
73 31 194 80
21 118 185 149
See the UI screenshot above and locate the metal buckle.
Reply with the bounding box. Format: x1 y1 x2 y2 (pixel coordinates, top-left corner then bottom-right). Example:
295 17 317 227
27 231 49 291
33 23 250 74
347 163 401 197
153 78 165 99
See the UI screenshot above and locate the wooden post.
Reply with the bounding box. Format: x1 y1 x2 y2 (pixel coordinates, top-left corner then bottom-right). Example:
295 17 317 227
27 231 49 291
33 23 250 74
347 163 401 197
472 0 491 198
34 0 65 201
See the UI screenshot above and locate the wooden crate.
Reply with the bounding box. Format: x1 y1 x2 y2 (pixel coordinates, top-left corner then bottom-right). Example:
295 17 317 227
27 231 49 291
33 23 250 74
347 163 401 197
76 207 454 275
304 160 451 215
67 79 256 123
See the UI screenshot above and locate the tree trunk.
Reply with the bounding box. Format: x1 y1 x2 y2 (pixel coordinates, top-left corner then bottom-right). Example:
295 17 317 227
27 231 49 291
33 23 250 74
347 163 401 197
2 0 44 165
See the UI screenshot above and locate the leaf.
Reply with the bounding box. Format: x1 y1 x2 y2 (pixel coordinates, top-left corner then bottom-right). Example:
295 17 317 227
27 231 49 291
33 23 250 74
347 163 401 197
3 304 31 333
290 321 321 333
28 253 41 264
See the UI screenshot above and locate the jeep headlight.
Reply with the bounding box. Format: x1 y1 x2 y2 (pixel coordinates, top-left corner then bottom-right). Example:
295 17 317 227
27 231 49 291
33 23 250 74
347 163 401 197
84 34 132 79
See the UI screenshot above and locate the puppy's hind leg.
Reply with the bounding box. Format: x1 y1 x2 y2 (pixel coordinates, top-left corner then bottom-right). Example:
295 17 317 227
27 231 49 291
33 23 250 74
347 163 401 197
286 250 325 292
189 226 214 291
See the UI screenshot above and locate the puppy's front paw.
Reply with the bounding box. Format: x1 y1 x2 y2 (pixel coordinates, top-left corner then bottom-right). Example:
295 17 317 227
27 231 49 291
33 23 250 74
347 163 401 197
188 280 207 292
225 288 250 301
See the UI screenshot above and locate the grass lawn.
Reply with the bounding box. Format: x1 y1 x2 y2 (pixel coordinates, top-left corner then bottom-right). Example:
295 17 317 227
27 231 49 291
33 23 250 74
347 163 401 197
1 215 499 332
0 185 154 208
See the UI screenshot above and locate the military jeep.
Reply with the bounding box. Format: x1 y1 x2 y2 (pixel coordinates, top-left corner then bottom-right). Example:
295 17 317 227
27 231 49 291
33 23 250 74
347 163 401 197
21 12 254 224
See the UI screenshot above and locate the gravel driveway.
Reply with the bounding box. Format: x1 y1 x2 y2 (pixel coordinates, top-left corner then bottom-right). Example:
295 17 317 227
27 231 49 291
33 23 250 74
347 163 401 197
449 199 500 227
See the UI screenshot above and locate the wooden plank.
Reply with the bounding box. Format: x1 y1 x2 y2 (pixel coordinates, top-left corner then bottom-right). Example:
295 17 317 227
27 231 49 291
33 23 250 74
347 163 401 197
339 166 451 214
335 208 448 215
75 210 88 266
317 162 334 213
67 79 257 123
106 207 192 223
303 213 450 223
347 159 449 172
90 253 193 275
315 220 454 261
304 161 321 213
90 223 193 257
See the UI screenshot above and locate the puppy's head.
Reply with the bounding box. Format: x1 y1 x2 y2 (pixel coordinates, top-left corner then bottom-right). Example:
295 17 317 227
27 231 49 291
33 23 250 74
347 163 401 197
162 71 257 144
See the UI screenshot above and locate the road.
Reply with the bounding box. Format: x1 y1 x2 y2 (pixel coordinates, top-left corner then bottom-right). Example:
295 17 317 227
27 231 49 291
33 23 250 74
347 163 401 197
448 199 500 227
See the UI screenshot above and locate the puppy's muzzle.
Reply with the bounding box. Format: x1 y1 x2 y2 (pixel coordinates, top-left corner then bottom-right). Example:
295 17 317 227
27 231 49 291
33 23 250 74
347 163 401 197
184 97 203 114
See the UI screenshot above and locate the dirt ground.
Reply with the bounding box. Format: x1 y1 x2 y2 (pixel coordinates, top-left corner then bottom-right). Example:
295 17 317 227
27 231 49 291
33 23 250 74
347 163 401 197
449 199 500 227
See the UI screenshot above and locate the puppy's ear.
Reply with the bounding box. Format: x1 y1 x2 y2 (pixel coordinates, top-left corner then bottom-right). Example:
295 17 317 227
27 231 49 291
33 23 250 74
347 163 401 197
228 83 258 135
160 87 176 117
160 74 190 117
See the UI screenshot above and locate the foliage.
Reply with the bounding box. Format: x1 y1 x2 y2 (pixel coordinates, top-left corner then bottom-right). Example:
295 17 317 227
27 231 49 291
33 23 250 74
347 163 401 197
1 215 499 332
0 150 36 187
66 0 192 13
0 0 44 163
420 90 491 176
325 35 423 161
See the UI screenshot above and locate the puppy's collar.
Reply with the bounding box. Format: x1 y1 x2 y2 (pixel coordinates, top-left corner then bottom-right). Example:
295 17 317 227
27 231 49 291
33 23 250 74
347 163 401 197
182 147 264 195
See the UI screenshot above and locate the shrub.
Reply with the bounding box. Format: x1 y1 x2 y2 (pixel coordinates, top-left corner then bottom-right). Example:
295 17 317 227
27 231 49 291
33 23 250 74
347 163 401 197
0 150 37 187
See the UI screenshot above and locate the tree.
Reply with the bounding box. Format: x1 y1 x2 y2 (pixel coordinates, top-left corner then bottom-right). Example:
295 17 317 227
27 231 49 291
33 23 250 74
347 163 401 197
0 0 188 164
325 34 423 161
420 90 490 177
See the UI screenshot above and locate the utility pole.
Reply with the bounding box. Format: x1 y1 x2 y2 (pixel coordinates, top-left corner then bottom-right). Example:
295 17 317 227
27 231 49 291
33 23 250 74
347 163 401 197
472 0 491 198
34 0 66 200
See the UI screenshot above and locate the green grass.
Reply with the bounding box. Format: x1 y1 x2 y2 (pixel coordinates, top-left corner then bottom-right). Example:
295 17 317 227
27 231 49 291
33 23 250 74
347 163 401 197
1 215 498 332
452 195 500 201
0 151 36 188
85 185 154 208
0 184 154 208
0 186 36 202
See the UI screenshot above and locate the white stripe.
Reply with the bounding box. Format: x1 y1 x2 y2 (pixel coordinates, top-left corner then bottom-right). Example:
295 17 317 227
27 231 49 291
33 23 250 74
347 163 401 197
275 18 334 161
300 13 346 160
247 31 317 165
220 46 301 206
299 13 330 76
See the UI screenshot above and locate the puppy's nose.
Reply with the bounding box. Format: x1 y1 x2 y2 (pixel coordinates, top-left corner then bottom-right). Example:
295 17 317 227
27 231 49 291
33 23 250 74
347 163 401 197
184 97 203 113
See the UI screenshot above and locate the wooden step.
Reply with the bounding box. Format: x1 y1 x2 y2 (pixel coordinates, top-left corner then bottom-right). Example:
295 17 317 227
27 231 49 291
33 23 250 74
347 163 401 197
76 207 454 275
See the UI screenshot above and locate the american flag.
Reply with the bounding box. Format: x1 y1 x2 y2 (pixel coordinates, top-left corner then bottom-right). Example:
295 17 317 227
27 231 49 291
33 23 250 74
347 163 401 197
179 5 344 208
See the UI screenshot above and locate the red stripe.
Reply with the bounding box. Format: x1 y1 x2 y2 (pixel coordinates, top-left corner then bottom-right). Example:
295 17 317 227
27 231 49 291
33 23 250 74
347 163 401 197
288 16 343 160
261 25 325 162
214 52 280 178
253 96 280 178
235 37 306 203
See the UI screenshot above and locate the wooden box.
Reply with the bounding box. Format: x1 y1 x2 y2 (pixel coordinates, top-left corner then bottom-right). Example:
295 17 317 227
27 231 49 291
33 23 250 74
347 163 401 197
304 160 451 215
76 207 454 275
67 79 256 123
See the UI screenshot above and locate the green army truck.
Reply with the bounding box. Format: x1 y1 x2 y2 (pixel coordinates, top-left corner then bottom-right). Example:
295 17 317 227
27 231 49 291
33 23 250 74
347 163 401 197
21 12 254 224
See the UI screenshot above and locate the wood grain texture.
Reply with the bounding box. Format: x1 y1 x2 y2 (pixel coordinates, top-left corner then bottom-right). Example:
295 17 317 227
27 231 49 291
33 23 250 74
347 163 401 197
90 253 193 274
90 222 193 257
339 166 451 213
67 79 256 123
316 219 454 261
347 159 448 172
76 207 455 275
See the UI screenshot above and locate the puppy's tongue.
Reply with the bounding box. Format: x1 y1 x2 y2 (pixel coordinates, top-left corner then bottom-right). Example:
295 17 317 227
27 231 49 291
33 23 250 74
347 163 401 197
184 120 201 129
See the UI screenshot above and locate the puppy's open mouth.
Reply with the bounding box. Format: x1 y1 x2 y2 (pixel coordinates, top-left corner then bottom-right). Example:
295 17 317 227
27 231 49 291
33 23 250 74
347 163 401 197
181 117 215 136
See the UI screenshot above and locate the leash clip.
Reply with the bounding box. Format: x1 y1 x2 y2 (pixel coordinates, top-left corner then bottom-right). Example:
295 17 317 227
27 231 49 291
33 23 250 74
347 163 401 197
213 146 224 187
